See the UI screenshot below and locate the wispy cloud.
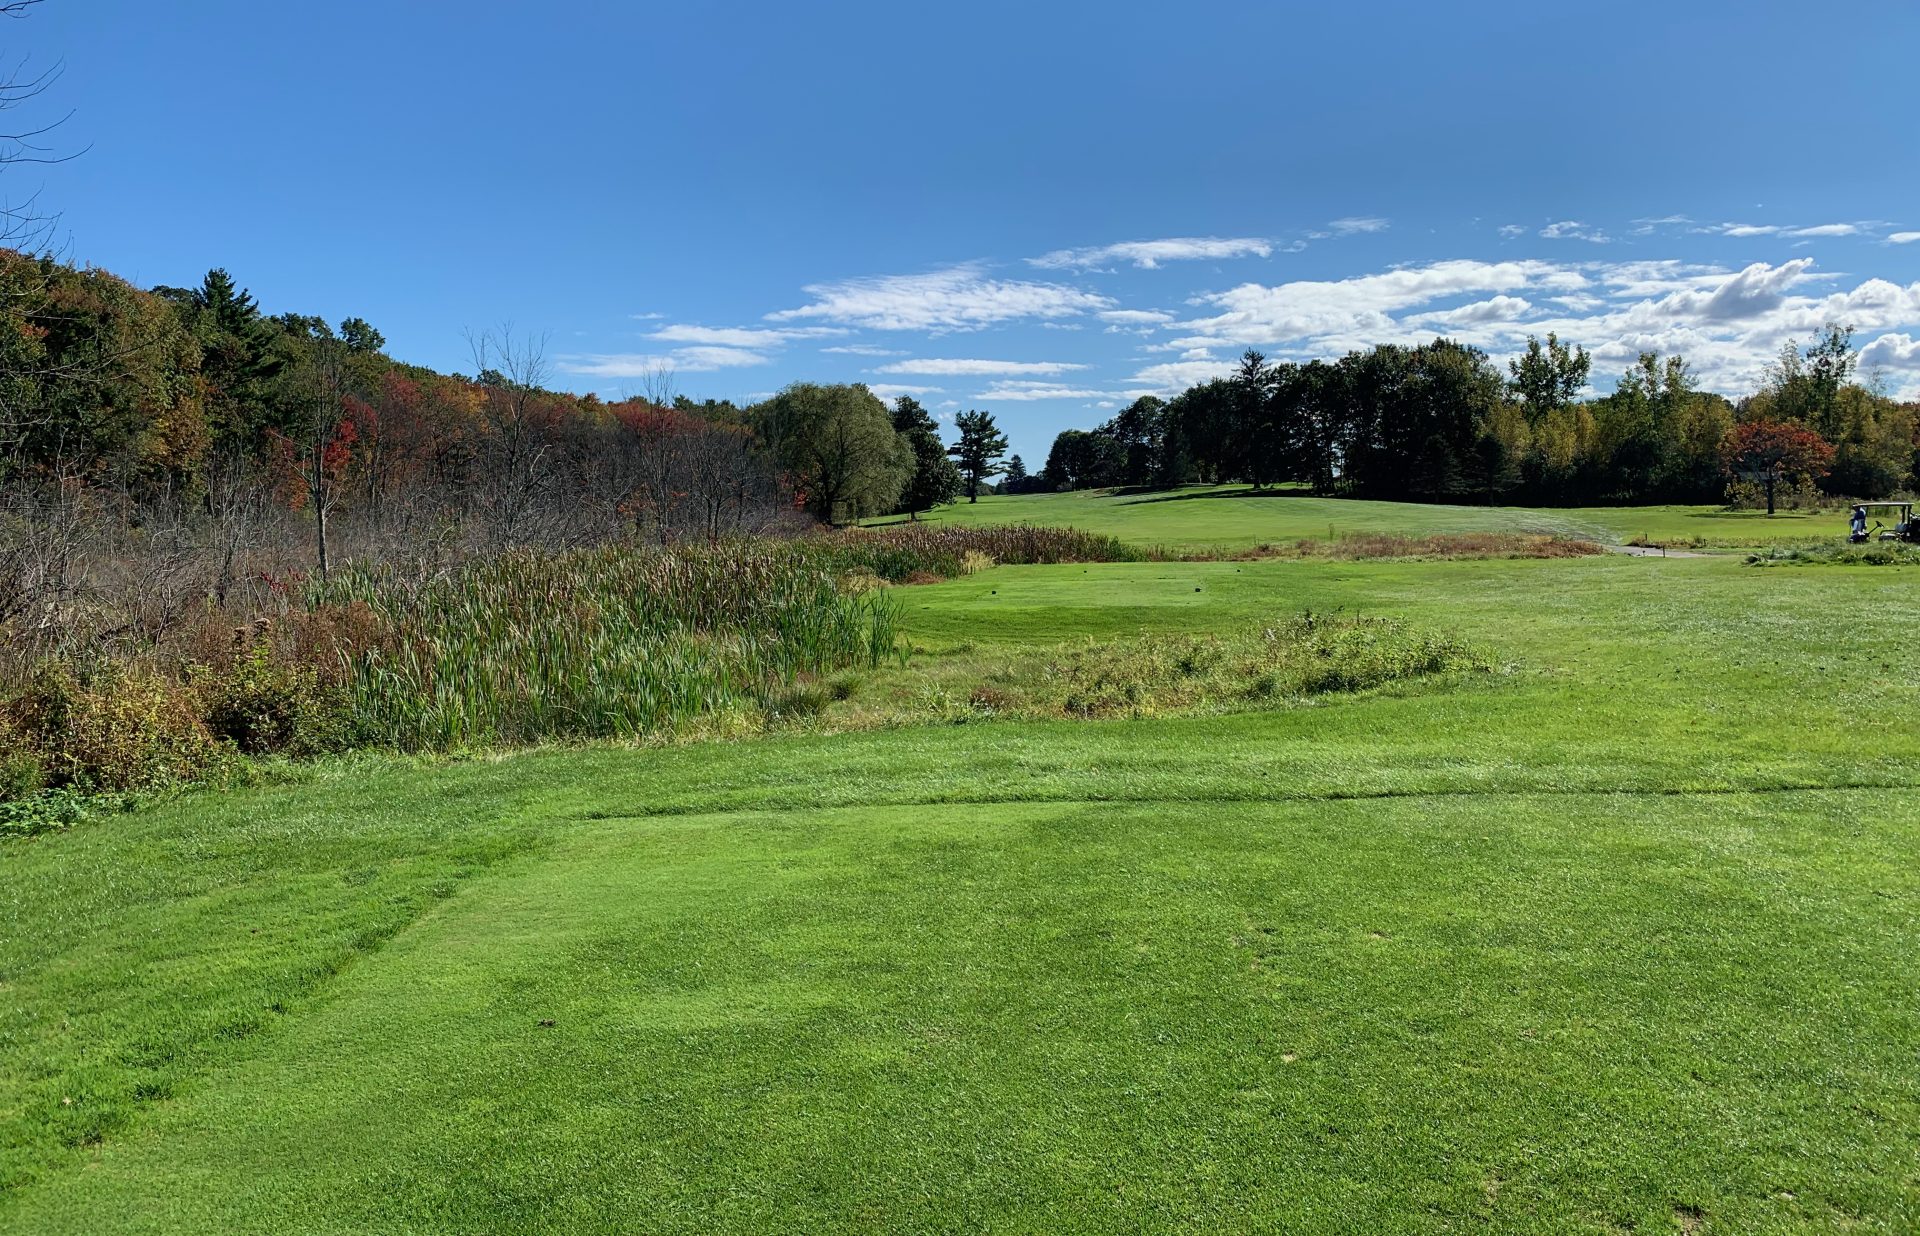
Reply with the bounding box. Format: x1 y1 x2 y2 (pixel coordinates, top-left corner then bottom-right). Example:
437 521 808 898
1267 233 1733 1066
864 383 944 400
971 381 1128 401
768 265 1113 330
1498 224 1527 239
647 324 841 347
1328 216 1389 235
558 346 771 376
1888 232 1920 245
1702 220 1866 239
875 358 1088 377
820 344 906 356
1028 237 1273 270
1540 221 1610 243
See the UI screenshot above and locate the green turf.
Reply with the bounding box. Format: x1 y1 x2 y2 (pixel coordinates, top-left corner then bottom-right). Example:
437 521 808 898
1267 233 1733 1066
866 486 1849 550
4 507 1918 1232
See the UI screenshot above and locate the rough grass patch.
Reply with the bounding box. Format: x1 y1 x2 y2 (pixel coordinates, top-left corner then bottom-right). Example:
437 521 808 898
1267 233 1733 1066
1294 532 1606 560
1747 541 1920 567
921 613 1485 722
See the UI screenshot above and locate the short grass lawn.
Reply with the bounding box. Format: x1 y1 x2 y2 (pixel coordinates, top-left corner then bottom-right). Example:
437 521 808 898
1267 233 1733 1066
866 486 1847 551
4 509 1917 1233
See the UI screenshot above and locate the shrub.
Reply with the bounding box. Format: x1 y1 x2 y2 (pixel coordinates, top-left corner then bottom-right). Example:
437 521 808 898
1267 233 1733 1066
196 643 356 757
8 662 226 792
0 711 44 801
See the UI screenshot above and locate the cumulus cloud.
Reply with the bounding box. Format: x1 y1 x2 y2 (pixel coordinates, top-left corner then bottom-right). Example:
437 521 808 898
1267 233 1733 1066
768 265 1113 330
875 358 1089 376
1412 295 1534 327
1888 232 1920 245
1028 237 1273 270
1130 358 1240 392
1119 254 1920 398
1168 259 1585 348
1859 333 1920 370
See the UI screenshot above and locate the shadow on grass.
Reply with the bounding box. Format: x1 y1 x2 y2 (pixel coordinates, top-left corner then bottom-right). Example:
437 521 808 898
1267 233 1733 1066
1115 485 1321 506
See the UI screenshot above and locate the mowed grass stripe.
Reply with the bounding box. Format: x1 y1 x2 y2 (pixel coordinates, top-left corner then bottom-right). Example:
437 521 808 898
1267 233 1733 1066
7 791 1915 1234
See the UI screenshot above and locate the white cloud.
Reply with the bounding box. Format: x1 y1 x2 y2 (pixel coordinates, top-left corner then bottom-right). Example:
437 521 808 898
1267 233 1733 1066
1328 217 1390 235
1028 236 1273 270
1498 224 1527 238
1653 259 1817 322
1098 309 1174 325
1113 251 1920 399
1887 232 1920 245
647 324 840 347
1168 259 1585 348
1705 221 1862 239
1130 358 1240 392
558 346 771 376
864 383 944 400
973 381 1120 401
1859 333 1920 371
1540 220 1610 243
875 358 1089 376
629 311 665 321
820 344 906 356
1412 295 1534 327
768 265 1113 330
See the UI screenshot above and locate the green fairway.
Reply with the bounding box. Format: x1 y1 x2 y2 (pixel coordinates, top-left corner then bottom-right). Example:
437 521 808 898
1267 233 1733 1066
867 486 1847 551
5 502 1919 1232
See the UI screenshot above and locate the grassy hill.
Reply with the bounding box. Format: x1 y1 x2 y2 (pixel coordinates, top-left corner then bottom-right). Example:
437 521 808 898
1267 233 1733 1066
4 497 1916 1233
867 485 1845 550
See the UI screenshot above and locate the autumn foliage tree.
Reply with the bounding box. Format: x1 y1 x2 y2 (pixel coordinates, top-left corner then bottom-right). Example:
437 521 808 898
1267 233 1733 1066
1720 419 1835 515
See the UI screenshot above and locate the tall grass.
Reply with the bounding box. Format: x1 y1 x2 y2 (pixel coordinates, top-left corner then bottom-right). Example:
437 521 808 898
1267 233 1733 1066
314 543 899 749
810 525 1143 582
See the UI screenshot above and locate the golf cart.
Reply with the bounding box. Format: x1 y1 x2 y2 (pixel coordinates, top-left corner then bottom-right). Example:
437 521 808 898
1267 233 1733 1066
1848 501 1918 543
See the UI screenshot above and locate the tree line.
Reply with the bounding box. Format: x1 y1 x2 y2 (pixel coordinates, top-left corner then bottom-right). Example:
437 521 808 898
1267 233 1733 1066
1033 331 1918 509
0 252 1025 631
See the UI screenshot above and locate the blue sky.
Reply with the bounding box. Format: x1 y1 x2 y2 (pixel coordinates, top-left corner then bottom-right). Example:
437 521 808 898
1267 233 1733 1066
24 0 1920 460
